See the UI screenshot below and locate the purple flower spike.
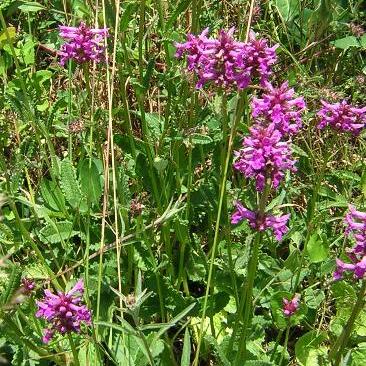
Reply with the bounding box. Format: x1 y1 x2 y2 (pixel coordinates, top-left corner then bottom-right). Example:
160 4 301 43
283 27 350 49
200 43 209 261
233 123 296 191
58 22 109 65
317 100 366 135
231 201 290 241
175 28 278 90
283 294 300 317
345 205 366 255
334 205 366 281
36 279 91 343
251 81 306 136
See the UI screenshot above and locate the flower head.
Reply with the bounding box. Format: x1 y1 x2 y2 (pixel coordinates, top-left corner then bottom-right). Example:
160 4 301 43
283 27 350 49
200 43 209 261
231 201 290 241
317 100 366 135
175 28 278 90
36 279 91 343
251 81 306 136
21 278 36 295
233 123 296 191
283 294 300 317
58 22 109 65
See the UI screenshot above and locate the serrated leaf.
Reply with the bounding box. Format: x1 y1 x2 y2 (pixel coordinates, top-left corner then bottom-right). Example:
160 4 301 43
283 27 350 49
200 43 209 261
60 159 82 209
39 221 78 243
333 36 360 50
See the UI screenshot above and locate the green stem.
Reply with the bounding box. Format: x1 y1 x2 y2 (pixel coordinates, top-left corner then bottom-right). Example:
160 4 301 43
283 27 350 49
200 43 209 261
192 91 247 366
68 334 80 366
329 281 366 365
278 322 290 365
270 329 284 362
233 232 262 366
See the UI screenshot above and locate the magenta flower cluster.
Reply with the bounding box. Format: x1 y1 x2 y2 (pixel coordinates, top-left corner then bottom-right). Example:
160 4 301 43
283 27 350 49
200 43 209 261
252 81 306 136
175 28 278 89
58 22 109 66
36 279 91 343
231 202 290 241
233 123 296 192
317 100 366 135
334 206 366 281
282 294 300 317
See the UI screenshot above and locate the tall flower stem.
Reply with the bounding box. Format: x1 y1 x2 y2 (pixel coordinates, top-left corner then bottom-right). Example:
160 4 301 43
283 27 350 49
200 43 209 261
232 179 271 365
192 91 248 366
329 281 366 365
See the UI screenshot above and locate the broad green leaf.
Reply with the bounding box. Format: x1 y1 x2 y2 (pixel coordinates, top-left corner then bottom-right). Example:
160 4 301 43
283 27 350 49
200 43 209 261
333 36 360 49
275 0 300 21
295 330 327 365
21 37 35 65
79 159 103 205
306 232 328 263
181 328 191 366
18 1 45 12
39 221 78 243
0 27 16 49
40 178 65 212
120 3 138 32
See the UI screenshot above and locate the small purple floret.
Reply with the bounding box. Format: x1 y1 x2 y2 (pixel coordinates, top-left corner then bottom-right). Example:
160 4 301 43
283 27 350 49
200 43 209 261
317 100 366 135
233 123 296 191
231 201 290 241
58 22 109 65
36 279 91 343
283 294 300 317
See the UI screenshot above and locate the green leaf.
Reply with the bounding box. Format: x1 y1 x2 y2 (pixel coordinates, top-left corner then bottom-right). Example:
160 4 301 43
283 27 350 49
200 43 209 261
181 328 191 366
295 331 327 365
145 113 164 141
0 27 16 50
60 159 82 209
333 36 360 50
18 1 45 12
21 37 35 65
39 221 78 243
166 0 192 30
360 34 366 49
40 178 65 212
306 232 328 263
120 3 138 32
79 159 103 205
275 0 300 21
190 133 213 145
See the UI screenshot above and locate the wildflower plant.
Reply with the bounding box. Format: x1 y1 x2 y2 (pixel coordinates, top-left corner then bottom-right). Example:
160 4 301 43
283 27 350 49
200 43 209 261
1 1 366 366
